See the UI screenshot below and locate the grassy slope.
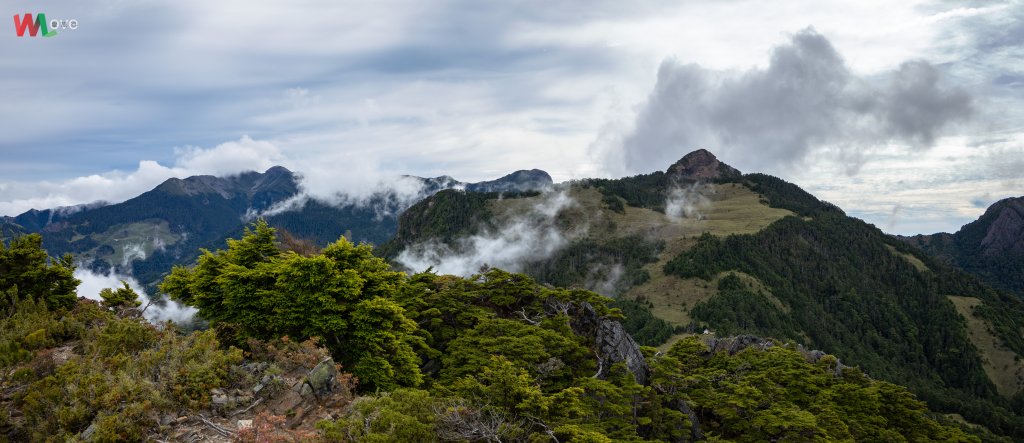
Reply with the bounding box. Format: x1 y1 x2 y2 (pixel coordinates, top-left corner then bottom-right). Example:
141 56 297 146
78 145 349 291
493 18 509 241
616 183 792 324
82 221 181 267
487 184 791 323
479 181 1024 407
886 244 931 273
949 295 1024 397
488 182 794 349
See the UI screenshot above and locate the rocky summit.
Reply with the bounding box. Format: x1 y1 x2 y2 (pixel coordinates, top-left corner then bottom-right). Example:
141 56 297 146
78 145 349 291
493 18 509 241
666 148 742 181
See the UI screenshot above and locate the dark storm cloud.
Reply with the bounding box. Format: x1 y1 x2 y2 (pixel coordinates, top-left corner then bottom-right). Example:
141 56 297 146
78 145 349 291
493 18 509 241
612 29 973 175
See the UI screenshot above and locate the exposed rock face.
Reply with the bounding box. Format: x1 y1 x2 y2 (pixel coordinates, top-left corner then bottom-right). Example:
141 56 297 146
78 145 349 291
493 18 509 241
980 198 1024 256
666 149 742 181
554 299 649 385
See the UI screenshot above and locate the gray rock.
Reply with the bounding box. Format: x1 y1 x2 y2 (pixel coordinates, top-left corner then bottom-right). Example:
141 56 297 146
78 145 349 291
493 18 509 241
706 335 775 354
271 390 304 415
81 423 97 440
307 357 338 397
558 300 649 384
674 399 704 441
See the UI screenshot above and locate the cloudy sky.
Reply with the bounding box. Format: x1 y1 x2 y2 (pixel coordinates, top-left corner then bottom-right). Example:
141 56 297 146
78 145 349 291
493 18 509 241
1 0 1021 235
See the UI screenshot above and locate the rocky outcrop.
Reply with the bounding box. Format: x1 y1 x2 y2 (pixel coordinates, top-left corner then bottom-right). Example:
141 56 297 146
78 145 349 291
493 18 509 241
705 334 775 354
979 197 1024 256
666 149 742 181
552 299 649 385
704 335 850 375
306 357 339 398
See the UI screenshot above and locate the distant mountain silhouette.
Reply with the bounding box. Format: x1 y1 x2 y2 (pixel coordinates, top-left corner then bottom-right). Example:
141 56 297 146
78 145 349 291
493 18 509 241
0 166 552 290
902 196 1024 296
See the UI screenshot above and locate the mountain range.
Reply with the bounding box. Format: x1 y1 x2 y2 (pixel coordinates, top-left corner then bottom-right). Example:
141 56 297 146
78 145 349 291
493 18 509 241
381 149 1024 437
3 149 1024 438
0 167 552 291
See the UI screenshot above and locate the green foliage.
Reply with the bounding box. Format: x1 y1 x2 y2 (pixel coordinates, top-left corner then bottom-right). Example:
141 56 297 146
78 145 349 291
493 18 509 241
609 299 674 346
689 273 801 339
377 189 495 259
647 337 977 443
7 299 243 441
0 233 79 311
2 224 986 441
318 389 440 442
905 197 1024 298
161 219 422 391
732 173 844 218
396 268 618 360
441 318 591 388
524 234 664 297
0 298 57 372
601 193 625 213
517 233 671 346
586 172 670 211
664 213 1024 437
99 281 142 311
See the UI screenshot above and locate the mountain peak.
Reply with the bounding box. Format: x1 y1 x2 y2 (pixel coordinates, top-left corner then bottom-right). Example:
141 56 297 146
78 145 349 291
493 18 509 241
465 169 553 193
978 196 1024 256
666 149 741 181
264 165 292 176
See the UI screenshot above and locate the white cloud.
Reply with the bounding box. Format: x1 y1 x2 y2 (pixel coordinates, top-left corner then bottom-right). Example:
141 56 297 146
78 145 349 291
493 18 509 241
396 190 581 276
0 0 1021 236
792 135 1024 235
74 269 197 324
665 183 713 220
0 136 283 216
598 29 973 179
173 135 284 177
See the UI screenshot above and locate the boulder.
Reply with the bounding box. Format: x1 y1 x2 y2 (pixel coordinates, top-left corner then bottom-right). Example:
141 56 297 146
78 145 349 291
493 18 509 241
306 357 338 398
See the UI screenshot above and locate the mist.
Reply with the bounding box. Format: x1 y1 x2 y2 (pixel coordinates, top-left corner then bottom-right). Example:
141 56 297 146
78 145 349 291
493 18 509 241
665 182 713 220
74 269 197 324
396 190 581 277
255 173 439 221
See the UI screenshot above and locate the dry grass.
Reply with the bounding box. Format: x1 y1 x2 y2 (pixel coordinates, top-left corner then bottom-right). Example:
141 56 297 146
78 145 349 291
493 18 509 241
83 221 182 266
628 269 785 328
885 245 930 273
948 295 1024 397
491 183 792 244
491 183 794 334
610 183 792 327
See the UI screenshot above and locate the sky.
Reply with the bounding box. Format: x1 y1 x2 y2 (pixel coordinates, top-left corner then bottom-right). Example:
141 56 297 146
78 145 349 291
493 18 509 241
1 0 1022 235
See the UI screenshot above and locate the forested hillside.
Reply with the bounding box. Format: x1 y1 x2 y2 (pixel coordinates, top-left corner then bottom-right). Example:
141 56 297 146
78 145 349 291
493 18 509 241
903 196 1024 297
381 150 1024 439
0 224 983 441
0 167 552 293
